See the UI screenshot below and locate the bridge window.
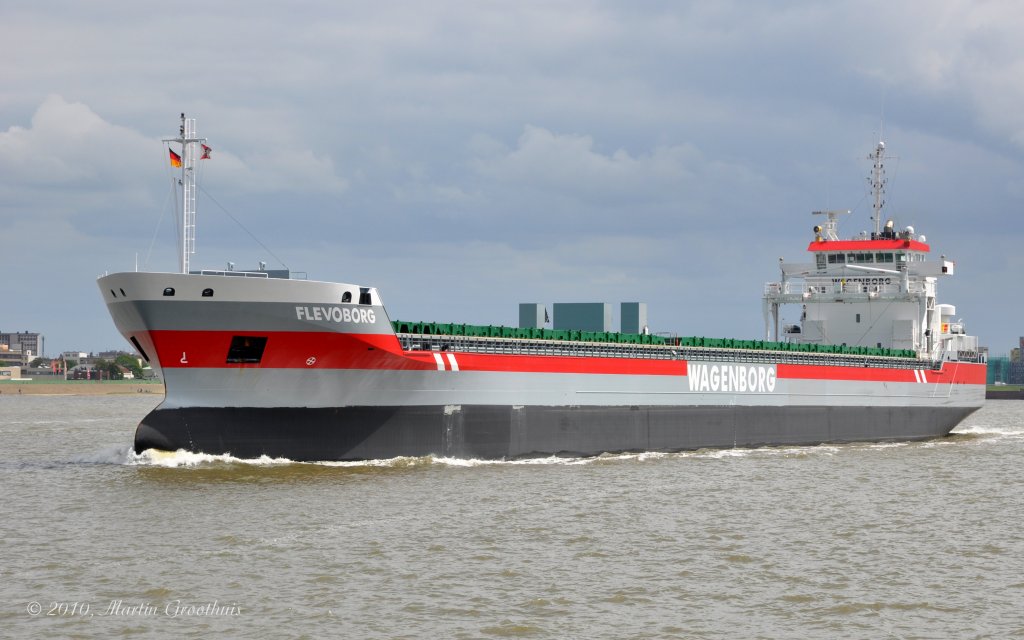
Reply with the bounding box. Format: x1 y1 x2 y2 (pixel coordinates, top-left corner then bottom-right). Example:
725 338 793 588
226 336 268 364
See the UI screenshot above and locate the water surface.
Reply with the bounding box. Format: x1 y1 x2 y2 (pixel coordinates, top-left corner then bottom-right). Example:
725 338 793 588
2 395 1022 638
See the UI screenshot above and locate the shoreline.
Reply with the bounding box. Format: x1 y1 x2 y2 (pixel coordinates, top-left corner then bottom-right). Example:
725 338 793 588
0 381 164 396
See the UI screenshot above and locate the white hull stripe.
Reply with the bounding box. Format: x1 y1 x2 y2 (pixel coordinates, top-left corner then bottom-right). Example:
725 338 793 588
912 370 929 384
446 353 460 371
432 353 460 371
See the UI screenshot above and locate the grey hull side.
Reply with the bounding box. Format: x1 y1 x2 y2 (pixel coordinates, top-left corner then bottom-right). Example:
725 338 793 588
134 403 980 461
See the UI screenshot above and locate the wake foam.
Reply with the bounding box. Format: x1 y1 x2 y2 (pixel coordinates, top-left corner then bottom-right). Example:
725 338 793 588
69 433 970 469
131 448 297 467
952 424 1024 439
66 444 136 465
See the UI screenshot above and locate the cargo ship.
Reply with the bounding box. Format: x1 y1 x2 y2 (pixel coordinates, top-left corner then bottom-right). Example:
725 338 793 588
98 117 986 461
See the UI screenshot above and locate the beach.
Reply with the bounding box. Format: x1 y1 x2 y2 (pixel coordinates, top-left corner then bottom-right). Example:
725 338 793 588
0 380 163 396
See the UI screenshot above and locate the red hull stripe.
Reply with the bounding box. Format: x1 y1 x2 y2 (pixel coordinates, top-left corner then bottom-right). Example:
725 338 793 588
779 362 986 385
146 330 687 375
807 239 930 252
143 330 985 384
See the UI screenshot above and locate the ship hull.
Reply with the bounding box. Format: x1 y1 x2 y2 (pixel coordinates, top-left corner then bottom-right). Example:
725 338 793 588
134 403 980 461
98 271 986 462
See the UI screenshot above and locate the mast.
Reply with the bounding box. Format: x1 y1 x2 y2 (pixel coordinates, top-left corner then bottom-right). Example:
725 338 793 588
868 140 886 237
163 114 207 274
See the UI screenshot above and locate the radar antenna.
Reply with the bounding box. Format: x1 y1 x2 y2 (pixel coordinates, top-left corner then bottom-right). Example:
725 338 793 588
868 140 887 237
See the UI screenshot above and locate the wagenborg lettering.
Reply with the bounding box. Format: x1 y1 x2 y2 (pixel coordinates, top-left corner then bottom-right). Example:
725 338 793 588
688 363 777 393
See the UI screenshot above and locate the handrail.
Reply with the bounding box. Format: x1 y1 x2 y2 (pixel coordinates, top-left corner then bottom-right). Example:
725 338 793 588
394 333 955 369
199 270 270 278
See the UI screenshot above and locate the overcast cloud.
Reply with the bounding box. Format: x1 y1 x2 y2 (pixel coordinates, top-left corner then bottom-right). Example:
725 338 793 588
2 0 1022 355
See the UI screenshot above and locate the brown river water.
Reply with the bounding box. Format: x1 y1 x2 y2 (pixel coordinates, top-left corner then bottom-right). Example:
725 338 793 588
2 395 1022 638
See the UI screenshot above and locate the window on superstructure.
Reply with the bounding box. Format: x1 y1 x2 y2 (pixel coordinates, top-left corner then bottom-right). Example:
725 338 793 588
359 288 372 305
827 254 840 264
163 287 175 296
816 254 826 270
226 336 268 364
341 291 352 303
202 288 214 297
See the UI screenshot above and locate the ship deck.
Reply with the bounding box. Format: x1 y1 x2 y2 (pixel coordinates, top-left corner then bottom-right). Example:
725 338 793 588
395 332 939 371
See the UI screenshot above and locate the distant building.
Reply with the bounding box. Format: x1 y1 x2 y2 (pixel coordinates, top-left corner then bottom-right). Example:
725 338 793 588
0 331 43 362
521 302 649 334
987 337 1024 385
988 356 1011 385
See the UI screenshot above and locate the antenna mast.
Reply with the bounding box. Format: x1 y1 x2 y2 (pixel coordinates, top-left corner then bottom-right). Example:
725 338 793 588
868 140 887 237
163 114 206 274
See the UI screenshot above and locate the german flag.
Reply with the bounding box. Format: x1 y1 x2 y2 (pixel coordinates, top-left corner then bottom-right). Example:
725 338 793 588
169 149 182 168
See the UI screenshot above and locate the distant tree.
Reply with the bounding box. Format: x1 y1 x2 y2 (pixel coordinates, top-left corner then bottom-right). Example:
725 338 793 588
114 355 143 379
65 360 78 370
30 357 49 368
90 358 122 380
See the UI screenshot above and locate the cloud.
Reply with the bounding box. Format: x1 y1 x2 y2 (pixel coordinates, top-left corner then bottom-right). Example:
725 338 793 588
2 1 1024 354
0 95 150 187
469 125 776 233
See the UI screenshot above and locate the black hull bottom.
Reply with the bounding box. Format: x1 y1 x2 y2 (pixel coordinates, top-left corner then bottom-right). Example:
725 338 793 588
134 404 981 461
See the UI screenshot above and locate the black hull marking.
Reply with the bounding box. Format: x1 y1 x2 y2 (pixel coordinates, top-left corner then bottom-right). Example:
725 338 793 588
134 404 980 462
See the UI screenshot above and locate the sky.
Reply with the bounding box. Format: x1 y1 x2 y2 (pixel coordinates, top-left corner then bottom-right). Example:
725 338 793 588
2 0 1023 357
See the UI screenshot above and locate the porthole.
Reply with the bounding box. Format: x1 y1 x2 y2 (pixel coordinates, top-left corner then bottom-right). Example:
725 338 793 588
202 288 214 297
163 287 175 296
341 291 352 303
